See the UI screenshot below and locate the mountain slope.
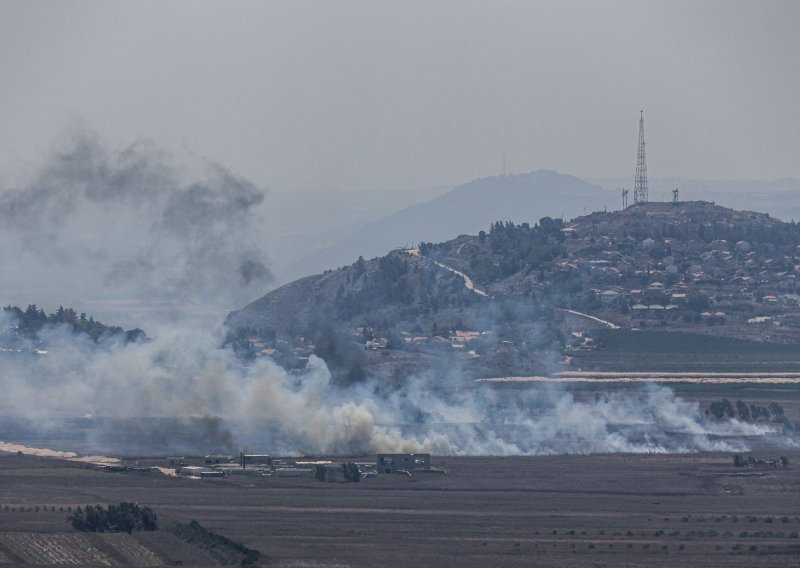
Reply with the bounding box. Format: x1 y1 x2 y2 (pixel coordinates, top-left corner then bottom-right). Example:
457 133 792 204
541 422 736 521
285 170 613 280
263 186 451 283
227 200 800 380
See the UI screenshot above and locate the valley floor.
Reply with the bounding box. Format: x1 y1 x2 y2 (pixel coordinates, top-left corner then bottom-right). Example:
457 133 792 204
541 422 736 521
0 448 799 566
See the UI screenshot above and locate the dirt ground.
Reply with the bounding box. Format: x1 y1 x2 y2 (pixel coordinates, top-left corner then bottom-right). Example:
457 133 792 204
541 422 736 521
0 448 799 567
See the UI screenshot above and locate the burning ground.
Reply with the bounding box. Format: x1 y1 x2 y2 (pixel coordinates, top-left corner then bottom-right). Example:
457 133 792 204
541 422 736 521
0 130 793 459
0 309 782 457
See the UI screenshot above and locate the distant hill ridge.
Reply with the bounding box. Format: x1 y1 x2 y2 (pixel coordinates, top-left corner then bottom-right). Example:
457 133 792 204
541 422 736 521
228 200 787 331
227 200 800 379
285 170 612 280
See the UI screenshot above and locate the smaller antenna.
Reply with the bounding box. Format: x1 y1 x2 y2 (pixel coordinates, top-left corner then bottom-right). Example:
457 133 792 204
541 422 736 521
622 188 629 209
672 188 679 205
502 152 507 177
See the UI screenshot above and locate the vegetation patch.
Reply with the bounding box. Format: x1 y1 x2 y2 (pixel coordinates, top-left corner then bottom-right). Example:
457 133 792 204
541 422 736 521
708 399 796 431
67 503 158 533
733 454 790 468
100 533 162 567
594 329 800 355
168 520 260 566
2 304 145 344
0 532 113 565
575 329 800 371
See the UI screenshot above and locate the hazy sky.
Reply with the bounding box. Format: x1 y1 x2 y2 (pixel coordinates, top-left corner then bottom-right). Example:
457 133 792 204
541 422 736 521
1 0 799 192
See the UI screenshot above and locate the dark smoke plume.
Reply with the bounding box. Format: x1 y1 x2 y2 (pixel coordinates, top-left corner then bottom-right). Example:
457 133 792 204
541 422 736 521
0 129 272 312
0 130 782 459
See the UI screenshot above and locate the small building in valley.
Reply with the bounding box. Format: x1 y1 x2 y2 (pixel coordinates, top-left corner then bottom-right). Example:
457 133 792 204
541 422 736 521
376 453 431 474
204 454 233 465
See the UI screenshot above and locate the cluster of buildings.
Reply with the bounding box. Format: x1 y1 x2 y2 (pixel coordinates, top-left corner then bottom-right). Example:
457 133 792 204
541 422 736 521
168 453 435 480
362 327 483 357
235 202 800 372
543 204 800 339
248 335 310 357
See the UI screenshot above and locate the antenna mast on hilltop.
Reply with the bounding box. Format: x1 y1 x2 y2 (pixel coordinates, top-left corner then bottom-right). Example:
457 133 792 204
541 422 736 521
633 110 648 204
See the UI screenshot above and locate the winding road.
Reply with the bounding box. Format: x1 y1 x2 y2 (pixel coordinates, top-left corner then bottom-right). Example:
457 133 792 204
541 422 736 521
405 247 489 298
432 261 489 297
556 308 620 329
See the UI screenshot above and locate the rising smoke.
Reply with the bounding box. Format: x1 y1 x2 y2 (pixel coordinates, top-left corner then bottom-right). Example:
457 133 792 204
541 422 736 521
0 128 272 314
0 131 776 457
0 310 770 456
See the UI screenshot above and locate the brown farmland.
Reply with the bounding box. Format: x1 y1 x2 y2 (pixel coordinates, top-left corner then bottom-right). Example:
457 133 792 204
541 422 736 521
1 448 799 567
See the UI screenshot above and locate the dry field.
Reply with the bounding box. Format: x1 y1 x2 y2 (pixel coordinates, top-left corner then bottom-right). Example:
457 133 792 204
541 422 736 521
0 448 799 567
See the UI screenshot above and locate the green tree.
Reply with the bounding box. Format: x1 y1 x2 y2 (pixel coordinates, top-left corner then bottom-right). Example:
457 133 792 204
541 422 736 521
342 462 361 482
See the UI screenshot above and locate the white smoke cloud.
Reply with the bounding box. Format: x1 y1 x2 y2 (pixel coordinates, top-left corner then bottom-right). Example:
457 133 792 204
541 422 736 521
0 130 778 458
0 312 771 456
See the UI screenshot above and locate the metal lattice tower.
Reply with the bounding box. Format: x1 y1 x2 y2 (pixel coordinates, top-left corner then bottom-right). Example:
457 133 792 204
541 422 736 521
633 110 648 204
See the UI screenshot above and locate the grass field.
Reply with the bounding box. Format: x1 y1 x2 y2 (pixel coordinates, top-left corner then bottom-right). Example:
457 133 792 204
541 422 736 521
573 329 800 372
1 446 799 567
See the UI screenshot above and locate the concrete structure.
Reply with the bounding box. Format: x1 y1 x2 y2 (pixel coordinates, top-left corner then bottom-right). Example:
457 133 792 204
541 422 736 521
377 453 431 474
179 465 225 478
204 454 233 465
199 470 225 478
240 452 272 468
274 468 313 478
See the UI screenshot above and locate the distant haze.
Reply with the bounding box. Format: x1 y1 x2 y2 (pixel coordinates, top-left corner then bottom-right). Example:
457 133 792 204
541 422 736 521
1 1 800 194
2 1 800 322
1 1 797 457
286 170 612 280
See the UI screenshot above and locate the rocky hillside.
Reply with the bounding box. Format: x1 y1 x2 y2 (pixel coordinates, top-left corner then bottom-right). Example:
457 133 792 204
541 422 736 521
226 201 800 380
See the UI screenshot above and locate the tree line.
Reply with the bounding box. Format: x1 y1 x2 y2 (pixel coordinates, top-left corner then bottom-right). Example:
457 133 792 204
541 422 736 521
707 399 794 431
67 502 158 533
470 218 566 283
3 304 145 343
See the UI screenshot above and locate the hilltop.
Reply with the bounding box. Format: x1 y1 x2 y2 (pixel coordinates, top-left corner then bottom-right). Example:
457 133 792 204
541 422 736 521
226 201 800 381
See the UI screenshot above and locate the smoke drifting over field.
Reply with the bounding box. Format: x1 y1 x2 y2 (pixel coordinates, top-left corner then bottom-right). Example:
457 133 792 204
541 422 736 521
0 131 776 457
0 310 769 456
0 129 271 312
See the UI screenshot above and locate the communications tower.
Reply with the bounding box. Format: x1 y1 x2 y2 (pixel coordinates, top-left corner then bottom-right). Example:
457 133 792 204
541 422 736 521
633 111 648 204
